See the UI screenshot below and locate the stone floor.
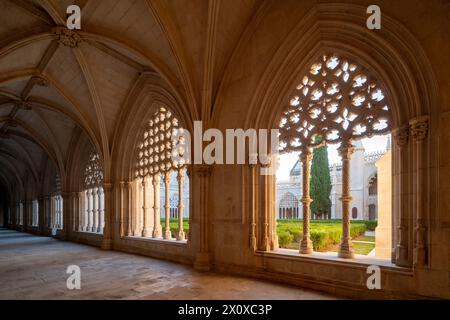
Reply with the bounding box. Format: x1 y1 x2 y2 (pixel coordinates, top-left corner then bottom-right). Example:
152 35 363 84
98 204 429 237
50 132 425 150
0 228 337 300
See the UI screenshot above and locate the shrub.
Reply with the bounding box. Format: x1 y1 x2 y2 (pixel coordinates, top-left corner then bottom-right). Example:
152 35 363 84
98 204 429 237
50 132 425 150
364 220 378 231
278 231 294 248
276 219 367 251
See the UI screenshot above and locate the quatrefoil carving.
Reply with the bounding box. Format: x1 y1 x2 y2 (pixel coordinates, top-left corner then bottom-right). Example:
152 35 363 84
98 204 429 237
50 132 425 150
134 106 186 178
279 53 391 153
84 151 103 188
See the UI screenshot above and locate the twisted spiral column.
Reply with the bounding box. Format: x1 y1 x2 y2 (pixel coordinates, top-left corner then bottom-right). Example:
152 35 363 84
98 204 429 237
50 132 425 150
300 150 313 254
338 142 355 259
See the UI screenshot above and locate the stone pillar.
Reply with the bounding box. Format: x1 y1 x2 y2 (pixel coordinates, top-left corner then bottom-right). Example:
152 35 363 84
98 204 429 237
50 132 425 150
300 150 313 254
98 187 104 233
259 163 271 251
141 176 151 237
100 183 113 250
410 116 429 267
392 126 410 266
126 181 133 236
152 174 162 238
249 163 257 251
177 167 185 241
194 164 211 271
78 192 84 232
338 142 355 259
375 150 392 259
119 182 125 237
38 196 45 234
60 193 71 240
86 190 92 232
72 192 79 232
164 172 172 239
92 187 98 232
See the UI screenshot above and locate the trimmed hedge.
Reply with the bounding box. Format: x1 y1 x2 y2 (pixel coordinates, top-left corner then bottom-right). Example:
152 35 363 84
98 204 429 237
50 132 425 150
364 220 378 231
277 219 367 251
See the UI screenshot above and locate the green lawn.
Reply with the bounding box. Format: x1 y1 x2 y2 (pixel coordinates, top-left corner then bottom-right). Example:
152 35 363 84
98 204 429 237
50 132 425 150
161 218 189 235
159 218 376 255
277 219 375 254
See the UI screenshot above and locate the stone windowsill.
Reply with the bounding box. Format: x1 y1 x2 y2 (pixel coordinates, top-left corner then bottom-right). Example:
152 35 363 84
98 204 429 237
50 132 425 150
258 248 413 275
74 231 103 236
123 235 188 246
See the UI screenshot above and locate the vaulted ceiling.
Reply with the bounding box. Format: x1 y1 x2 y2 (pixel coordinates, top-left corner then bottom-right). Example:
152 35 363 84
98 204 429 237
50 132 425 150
0 0 263 196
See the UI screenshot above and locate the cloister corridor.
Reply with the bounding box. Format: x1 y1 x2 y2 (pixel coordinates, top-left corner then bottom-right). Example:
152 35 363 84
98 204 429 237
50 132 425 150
0 228 335 300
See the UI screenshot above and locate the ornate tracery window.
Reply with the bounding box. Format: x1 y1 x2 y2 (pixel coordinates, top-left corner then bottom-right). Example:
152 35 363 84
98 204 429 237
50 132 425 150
278 192 300 219
77 151 104 234
278 53 391 258
128 106 189 242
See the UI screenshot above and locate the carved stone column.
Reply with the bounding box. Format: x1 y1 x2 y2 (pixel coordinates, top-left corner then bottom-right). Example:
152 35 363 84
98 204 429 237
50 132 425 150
60 193 71 240
164 172 172 239
141 176 151 237
249 162 258 251
38 196 45 235
300 150 313 254
72 192 79 232
86 190 92 232
98 187 104 233
259 163 271 252
338 142 355 259
152 174 162 238
392 125 410 266
92 187 98 233
119 182 125 238
410 115 429 267
126 181 133 236
100 183 113 250
176 168 186 241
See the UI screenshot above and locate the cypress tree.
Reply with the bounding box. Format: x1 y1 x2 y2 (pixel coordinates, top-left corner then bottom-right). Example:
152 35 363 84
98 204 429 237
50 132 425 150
310 136 332 219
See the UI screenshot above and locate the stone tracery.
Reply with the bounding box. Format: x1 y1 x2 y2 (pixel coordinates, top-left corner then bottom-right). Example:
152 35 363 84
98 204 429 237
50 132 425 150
129 106 189 242
77 151 105 234
278 53 392 258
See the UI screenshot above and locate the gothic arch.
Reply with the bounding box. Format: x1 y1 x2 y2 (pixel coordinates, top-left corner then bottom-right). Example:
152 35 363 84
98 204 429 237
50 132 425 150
215 3 439 267
111 73 194 182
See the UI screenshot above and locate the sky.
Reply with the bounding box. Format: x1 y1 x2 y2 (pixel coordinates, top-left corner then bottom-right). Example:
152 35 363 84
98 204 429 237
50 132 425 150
276 134 390 181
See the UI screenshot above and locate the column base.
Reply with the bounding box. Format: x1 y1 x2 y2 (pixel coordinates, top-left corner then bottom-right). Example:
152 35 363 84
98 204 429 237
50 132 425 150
194 252 211 271
142 228 151 238
338 240 354 259
300 237 313 254
152 226 162 238
395 244 410 267
176 230 185 241
413 246 427 267
100 238 113 250
164 229 172 240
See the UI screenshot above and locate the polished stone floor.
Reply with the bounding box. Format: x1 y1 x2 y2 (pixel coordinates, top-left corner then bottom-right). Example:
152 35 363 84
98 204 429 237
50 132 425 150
0 228 336 300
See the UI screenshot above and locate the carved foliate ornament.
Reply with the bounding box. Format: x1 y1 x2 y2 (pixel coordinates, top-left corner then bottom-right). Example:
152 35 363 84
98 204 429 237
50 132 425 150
53 27 82 48
278 53 391 154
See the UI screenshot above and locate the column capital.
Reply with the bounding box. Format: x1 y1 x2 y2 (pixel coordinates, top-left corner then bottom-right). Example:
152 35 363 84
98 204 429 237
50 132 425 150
409 115 429 143
102 182 113 191
337 141 355 159
299 149 312 162
164 171 171 183
392 125 409 148
152 174 160 187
